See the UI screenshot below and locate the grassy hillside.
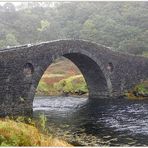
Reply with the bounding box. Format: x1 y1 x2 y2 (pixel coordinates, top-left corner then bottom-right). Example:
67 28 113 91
36 58 88 96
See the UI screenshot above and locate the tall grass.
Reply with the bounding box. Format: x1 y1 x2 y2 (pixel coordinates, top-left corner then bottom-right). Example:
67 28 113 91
0 117 72 146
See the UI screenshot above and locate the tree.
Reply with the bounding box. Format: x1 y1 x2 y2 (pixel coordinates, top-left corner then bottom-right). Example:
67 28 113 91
0 1 147 56
37 20 50 32
5 33 18 46
80 20 97 41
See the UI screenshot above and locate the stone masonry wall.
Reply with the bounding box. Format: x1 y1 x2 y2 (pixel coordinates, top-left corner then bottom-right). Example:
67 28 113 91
0 39 147 116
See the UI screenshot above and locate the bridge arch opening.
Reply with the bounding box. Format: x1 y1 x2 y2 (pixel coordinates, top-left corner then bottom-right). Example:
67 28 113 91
32 52 111 100
63 53 110 98
35 57 88 97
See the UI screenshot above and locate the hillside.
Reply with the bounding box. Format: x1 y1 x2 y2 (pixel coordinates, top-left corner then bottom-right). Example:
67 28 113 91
36 58 88 96
0 2 147 56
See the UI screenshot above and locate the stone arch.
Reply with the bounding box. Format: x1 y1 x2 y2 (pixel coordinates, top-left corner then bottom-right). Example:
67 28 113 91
1 39 148 116
28 44 113 101
63 53 111 98
1 40 118 115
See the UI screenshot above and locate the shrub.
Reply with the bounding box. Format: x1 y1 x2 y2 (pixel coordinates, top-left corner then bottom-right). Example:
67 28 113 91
54 75 88 95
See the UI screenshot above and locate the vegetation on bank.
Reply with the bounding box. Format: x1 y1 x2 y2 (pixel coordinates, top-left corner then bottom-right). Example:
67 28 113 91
125 81 148 100
0 117 72 146
36 74 88 96
54 75 88 96
35 58 88 97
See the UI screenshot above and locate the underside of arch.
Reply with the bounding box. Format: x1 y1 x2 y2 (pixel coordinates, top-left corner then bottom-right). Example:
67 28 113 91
31 52 111 100
63 53 110 98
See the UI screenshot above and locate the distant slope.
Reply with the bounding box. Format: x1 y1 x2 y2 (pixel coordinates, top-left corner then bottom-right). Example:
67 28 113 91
36 58 88 96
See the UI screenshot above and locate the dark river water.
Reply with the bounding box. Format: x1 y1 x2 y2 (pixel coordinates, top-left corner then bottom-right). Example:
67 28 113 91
33 96 148 146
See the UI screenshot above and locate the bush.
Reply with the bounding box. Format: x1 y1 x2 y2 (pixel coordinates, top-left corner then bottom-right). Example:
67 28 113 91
54 75 88 95
126 81 148 99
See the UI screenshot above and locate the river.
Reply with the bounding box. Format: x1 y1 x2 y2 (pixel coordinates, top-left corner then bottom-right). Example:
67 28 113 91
33 96 148 146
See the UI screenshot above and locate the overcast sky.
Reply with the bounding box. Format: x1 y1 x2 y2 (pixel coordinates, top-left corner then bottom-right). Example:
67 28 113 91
0 2 21 6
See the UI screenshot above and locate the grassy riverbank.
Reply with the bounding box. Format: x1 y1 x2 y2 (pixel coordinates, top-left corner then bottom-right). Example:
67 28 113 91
0 118 72 146
126 81 148 100
37 74 88 96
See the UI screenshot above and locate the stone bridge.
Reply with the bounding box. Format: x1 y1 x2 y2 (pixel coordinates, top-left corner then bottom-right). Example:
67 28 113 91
0 39 148 116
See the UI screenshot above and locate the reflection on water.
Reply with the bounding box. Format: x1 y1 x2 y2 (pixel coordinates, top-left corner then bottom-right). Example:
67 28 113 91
33 96 148 146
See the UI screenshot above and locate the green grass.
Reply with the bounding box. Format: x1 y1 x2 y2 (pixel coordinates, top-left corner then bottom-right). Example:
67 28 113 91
126 81 148 100
36 74 88 96
36 81 51 95
54 75 88 95
134 81 148 96
36 81 59 96
142 51 148 57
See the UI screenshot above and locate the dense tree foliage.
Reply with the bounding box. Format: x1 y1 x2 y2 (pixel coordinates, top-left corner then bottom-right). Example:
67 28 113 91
0 2 147 55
